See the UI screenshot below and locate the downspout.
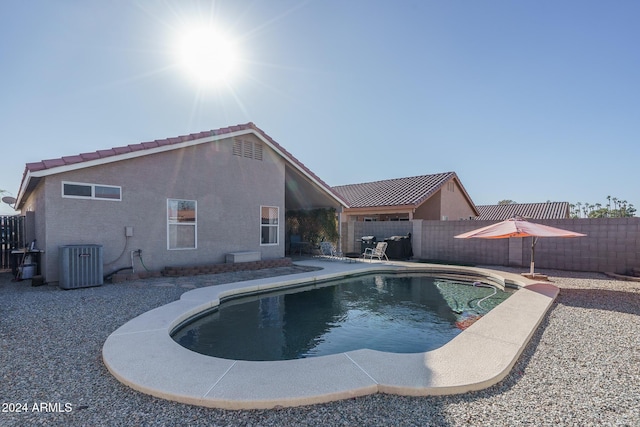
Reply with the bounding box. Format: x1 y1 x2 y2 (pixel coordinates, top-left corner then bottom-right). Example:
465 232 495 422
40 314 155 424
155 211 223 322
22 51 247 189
338 207 343 255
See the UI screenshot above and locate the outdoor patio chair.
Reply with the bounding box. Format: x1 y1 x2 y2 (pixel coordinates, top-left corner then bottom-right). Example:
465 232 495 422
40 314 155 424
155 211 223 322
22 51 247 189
362 241 389 262
319 242 342 260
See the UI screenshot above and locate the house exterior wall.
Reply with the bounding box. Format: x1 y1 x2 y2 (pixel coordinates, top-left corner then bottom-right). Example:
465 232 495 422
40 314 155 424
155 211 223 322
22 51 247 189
342 181 476 222
413 192 441 220
441 179 478 220
26 135 286 282
20 181 48 275
419 179 477 221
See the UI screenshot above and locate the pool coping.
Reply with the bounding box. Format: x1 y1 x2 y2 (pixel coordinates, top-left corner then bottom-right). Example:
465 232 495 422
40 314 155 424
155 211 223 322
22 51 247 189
102 261 558 410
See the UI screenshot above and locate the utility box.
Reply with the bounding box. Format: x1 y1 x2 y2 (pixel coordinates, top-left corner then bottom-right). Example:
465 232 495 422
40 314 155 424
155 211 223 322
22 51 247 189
59 245 103 289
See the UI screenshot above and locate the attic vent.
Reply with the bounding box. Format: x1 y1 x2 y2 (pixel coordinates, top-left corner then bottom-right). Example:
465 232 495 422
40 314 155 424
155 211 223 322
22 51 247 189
253 142 263 161
233 139 263 161
232 140 242 156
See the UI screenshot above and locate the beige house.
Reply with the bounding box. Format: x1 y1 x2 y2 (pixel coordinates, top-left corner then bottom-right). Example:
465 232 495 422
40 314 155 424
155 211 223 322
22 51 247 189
15 123 346 283
333 172 479 222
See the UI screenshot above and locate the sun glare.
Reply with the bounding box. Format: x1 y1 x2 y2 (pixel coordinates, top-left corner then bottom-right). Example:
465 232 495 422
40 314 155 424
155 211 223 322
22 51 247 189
175 26 239 88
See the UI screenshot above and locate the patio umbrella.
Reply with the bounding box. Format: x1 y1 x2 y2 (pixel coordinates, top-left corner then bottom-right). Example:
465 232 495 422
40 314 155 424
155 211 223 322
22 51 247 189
454 216 586 276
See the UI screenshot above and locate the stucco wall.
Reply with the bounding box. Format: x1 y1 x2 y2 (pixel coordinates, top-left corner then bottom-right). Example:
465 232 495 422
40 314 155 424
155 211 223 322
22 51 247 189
20 181 48 275
26 135 287 282
438 179 477 220
413 180 476 221
414 192 441 220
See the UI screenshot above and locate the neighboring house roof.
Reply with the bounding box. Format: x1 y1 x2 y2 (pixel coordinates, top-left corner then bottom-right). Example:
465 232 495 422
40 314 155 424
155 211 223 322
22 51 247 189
475 202 570 220
333 172 478 214
16 122 348 209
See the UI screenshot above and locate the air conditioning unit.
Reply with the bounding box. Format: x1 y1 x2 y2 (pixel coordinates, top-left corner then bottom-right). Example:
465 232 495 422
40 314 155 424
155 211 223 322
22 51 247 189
59 245 104 289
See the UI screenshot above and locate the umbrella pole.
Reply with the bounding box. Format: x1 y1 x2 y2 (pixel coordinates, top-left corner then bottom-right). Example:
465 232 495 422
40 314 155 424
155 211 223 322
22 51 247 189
530 237 538 276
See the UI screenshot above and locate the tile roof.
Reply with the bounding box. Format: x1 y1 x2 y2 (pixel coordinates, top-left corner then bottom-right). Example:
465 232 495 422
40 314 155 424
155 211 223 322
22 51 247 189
23 126 243 174
333 172 457 208
17 122 347 208
475 202 570 220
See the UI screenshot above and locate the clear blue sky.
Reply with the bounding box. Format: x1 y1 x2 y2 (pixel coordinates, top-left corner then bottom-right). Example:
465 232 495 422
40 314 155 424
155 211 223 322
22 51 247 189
1 0 638 215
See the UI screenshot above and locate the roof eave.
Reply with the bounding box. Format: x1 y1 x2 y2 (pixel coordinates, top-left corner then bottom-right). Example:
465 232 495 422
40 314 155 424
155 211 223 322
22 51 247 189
343 205 416 214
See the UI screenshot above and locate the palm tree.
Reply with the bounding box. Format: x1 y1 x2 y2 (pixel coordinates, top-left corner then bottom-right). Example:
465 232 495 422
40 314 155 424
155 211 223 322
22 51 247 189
574 202 582 218
619 200 629 217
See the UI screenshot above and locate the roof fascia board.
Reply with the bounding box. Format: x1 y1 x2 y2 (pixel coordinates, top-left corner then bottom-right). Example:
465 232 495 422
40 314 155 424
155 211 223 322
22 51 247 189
15 170 33 209
343 205 415 214
453 176 480 216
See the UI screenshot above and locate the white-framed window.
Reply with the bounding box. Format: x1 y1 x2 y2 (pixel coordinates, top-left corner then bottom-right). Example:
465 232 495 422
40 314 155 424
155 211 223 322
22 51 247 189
260 206 279 245
62 181 121 201
167 199 197 250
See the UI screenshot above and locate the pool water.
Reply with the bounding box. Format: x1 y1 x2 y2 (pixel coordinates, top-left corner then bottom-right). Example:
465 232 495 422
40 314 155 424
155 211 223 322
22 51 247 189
171 274 513 361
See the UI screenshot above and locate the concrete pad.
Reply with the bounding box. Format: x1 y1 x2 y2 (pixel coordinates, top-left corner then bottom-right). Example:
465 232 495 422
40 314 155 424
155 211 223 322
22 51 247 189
108 299 208 334
205 355 378 409
345 350 433 391
461 285 556 348
421 332 521 392
103 330 235 406
346 334 521 396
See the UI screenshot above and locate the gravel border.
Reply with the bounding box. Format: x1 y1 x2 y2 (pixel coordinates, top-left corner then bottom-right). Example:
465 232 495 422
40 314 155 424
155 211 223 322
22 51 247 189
1 265 639 426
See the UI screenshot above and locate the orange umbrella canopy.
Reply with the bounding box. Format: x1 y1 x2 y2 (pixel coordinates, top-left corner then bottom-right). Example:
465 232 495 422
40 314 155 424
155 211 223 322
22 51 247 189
454 216 586 239
455 217 586 276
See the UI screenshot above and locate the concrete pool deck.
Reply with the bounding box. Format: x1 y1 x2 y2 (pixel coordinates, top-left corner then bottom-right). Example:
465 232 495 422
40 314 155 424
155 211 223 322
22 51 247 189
102 260 558 410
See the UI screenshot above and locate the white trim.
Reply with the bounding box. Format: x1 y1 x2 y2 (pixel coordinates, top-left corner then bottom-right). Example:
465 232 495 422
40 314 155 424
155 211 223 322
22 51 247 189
167 199 197 250
61 181 122 201
260 205 279 246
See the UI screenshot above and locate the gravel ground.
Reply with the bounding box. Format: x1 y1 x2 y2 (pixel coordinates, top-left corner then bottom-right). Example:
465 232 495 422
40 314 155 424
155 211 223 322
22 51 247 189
1 265 639 426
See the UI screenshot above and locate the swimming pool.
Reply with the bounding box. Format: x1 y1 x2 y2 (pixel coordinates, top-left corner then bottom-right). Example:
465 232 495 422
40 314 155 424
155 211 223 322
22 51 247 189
102 261 558 409
171 274 513 360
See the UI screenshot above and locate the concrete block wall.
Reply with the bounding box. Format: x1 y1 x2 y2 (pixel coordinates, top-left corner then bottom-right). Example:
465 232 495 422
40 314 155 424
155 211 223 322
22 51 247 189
342 218 640 273
420 220 510 266
527 218 640 273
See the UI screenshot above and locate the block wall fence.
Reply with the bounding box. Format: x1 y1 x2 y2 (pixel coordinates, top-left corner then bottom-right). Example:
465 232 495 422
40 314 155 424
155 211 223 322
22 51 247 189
340 218 640 274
